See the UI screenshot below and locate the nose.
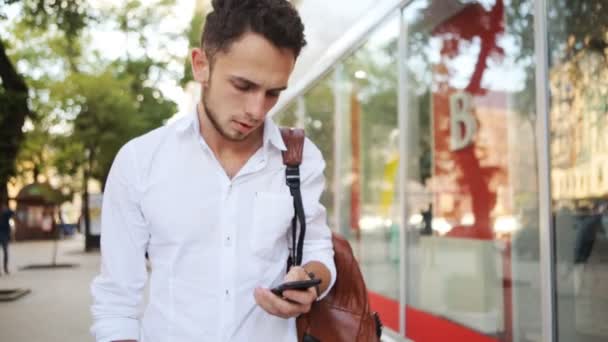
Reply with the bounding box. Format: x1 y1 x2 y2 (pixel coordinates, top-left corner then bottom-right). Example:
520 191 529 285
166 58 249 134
245 91 268 122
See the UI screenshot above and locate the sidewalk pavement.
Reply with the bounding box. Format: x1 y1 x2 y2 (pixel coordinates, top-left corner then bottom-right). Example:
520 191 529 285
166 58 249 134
0 234 405 342
0 234 98 342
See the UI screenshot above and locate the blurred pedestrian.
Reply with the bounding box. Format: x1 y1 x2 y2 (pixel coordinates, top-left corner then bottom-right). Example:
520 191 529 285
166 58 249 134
0 201 14 275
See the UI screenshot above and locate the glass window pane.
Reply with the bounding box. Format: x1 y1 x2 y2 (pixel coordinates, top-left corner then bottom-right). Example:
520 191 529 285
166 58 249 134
547 1 608 341
334 14 401 330
277 13 402 325
403 0 541 341
274 101 300 128
303 75 336 221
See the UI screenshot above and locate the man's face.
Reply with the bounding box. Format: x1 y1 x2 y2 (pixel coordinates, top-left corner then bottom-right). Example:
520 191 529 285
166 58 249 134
192 32 296 142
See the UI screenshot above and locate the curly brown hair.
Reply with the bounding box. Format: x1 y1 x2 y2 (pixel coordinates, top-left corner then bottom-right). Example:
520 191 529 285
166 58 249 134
201 0 306 62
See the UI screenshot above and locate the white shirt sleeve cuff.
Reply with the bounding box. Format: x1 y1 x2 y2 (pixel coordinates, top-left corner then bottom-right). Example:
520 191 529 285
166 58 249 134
92 317 140 342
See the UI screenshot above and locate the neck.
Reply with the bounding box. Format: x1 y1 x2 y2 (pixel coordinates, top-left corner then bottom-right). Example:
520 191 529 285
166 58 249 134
197 103 264 158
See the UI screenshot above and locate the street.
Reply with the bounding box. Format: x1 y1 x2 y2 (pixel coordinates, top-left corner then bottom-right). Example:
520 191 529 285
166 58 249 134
0 235 97 342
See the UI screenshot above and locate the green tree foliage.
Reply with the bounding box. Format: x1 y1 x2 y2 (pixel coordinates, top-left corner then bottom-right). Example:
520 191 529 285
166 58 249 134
273 101 299 128
1 0 180 204
343 40 399 204
181 9 206 87
54 71 139 187
303 75 335 212
15 118 54 183
0 0 91 204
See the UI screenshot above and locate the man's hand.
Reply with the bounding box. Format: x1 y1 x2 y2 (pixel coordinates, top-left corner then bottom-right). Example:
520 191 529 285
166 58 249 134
254 266 317 319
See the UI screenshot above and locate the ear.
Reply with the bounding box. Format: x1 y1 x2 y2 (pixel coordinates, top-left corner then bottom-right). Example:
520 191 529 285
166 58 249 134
191 48 210 85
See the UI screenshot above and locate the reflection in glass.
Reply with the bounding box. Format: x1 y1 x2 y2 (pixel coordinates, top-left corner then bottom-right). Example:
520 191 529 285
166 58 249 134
334 15 401 305
548 1 608 341
403 0 540 341
303 75 336 221
273 101 300 128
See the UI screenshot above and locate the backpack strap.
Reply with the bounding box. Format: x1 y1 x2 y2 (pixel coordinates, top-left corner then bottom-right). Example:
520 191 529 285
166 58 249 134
279 127 306 268
280 128 305 167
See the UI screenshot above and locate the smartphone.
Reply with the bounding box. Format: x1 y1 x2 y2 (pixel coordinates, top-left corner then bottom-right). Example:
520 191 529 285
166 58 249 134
270 278 321 296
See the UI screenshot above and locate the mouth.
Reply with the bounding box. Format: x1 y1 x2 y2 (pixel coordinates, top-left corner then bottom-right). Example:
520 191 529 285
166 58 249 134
232 120 254 133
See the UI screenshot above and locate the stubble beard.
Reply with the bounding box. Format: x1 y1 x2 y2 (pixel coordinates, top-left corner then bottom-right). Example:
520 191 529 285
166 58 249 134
201 87 247 142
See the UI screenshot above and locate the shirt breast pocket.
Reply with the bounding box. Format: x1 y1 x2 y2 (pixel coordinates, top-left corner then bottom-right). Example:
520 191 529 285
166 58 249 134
250 192 294 261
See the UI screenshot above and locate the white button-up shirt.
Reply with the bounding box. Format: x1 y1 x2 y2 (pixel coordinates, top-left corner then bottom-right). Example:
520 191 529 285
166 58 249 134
90 109 336 342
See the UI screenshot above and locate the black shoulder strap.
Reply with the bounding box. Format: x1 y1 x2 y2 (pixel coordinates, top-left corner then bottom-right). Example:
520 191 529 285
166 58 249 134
279 128 306 268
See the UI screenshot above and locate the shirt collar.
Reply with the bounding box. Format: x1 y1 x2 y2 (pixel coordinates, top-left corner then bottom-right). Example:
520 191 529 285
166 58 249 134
174 107 197 134
174 106 287 152
263 116 287 152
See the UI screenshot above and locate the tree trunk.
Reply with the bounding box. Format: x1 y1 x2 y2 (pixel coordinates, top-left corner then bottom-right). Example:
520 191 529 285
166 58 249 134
0 39 30 202
0 183 7 206
83 160 91 251
33 164 40 183
83 147 95 251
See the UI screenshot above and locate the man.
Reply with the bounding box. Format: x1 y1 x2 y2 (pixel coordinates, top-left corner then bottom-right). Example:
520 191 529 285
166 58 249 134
0 201 13 275
90 1 336 341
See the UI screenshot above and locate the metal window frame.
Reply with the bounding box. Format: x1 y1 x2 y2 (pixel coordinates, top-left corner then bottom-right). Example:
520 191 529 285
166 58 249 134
333 64 345 236
533 0 557 341
397 5 409 338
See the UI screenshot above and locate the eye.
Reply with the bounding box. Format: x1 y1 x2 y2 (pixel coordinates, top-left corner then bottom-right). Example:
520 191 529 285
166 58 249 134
234 83 250 91
267 91 281 98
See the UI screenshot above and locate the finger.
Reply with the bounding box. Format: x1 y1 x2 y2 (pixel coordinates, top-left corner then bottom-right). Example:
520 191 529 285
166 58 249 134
285 266 309 282
264 288 304 316
265 288 308 317
255 288 291 318
282 287 316 306
273 295 307 317
255 288 304 318
254 288 280 316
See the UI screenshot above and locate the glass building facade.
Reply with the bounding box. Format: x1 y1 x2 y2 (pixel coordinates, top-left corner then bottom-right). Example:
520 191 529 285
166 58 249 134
273 0 608 341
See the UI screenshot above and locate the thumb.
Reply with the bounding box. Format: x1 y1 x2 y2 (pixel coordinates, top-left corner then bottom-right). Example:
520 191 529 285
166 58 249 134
284 266 306 282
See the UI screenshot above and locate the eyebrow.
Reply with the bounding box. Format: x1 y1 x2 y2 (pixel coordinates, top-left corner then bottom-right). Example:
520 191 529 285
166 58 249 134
230 76 287 93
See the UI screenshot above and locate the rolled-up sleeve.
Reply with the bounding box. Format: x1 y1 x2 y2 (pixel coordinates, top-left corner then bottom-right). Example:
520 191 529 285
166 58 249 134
300 142 337 300
91 142 149 342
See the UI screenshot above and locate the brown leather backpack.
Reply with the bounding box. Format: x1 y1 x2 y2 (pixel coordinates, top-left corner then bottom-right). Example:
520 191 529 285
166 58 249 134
280 127 383 342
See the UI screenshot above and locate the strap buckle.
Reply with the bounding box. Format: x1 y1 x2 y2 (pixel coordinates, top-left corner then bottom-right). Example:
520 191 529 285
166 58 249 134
285 166 300 191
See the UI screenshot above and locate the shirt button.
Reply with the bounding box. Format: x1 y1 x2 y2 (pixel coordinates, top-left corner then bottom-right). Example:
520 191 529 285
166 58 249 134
225 236 232 247
225 184 232 199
